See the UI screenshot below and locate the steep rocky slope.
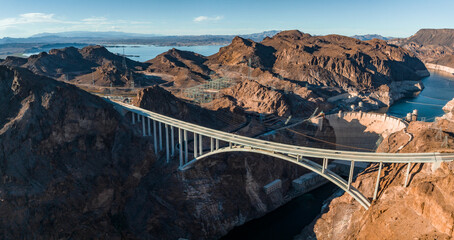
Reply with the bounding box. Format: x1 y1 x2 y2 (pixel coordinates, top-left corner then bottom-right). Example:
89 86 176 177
431 54 454 68
146 48 211 88
0 65 154 238
0 45 147 86
297 99 454 240
132 85 247 130
390 29 454 63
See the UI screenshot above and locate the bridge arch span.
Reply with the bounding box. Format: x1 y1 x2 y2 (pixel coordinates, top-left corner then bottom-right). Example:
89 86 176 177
180 146 371 209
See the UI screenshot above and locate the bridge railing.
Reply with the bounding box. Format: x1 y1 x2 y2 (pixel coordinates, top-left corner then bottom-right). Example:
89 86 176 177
110 99 454 163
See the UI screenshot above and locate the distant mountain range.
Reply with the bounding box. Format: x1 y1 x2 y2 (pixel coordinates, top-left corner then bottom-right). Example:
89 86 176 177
0 30 280 57
350 34 394 41
0 30 280 45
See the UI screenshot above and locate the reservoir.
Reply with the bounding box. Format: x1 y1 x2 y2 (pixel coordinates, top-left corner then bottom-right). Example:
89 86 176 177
384 71 454 121
105 44 225 61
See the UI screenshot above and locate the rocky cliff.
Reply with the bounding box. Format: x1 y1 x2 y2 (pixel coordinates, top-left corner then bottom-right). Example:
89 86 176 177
390 29 454 64
297 99 454 240
0 65 154 238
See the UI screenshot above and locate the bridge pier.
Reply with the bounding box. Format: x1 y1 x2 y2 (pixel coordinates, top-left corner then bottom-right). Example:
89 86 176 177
159 122 163 151
179 128 183 167
199 135 203 155
373 162 383 201
194 132 198 158
153 120 158 155
147 118 151 136
184 130 188 163
404 162 411 187
322 158 328 173
171 126 175 156
216 139 219 150
166 124 170 163
142 115 146 136
348 160 355 190
132 112 135 124
210 138 214 152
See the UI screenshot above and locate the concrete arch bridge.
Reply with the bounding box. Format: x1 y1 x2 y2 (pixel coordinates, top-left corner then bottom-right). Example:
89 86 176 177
107 99 454 210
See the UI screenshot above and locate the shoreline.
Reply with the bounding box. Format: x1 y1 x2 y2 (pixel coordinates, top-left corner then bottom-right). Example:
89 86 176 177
425 63 454 75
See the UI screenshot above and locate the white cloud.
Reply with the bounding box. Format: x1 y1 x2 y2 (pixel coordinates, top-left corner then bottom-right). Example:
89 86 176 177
193 16 223 23
0 13 154 37
0 13 59 29
81 17 108 23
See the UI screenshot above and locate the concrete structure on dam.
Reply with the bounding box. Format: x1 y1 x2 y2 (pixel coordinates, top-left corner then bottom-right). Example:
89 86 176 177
312 111 407 152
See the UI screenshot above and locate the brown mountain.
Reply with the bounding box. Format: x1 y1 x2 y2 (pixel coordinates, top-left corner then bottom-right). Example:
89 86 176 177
146 48 211 88
390 29 454 63
0 45 147 86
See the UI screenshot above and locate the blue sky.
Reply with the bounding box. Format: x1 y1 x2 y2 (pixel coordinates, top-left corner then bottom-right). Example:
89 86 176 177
0 0 453 38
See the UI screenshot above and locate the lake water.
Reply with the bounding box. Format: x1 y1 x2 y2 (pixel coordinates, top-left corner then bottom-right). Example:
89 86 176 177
105 44 225 62
384 71 454 121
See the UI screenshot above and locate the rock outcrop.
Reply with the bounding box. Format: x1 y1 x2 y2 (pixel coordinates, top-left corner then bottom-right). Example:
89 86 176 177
390 29 454 65
146 48 211 88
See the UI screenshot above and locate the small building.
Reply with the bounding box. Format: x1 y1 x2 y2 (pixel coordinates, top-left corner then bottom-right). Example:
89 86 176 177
263 179 282 195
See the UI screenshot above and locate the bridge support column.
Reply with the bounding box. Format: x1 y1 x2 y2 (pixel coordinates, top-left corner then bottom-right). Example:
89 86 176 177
184 130 188 163
229 142 232 149
166 124 169 163
159 122 163 151
210 138 214 152
194 132 198 158
199 135 203 155
171 126 175 156
153 120 158 155
132 112 135 124
142 115 146 136
404 162 411 187
348 160 355 190
373 162 383 201
216 139 219 150
179 128 183 167
322 158 328 174
147 118 151 136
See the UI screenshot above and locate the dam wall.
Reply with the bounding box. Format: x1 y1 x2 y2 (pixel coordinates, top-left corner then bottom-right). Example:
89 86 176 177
312 111 407 151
